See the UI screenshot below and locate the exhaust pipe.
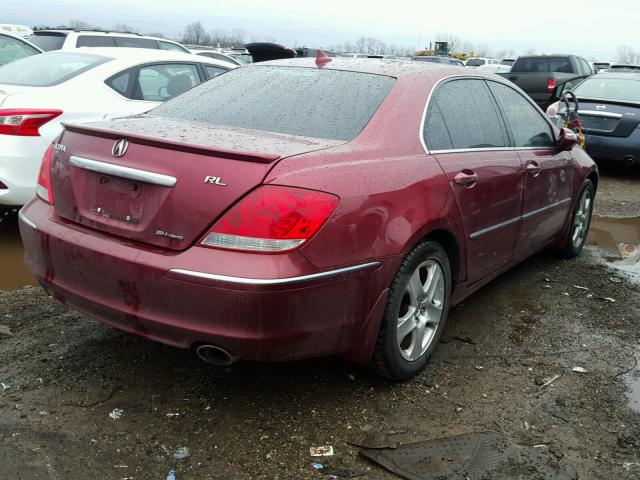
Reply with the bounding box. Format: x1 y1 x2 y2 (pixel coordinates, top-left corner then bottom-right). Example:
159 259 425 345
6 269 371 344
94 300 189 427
624 155 636 166
195 344 237 366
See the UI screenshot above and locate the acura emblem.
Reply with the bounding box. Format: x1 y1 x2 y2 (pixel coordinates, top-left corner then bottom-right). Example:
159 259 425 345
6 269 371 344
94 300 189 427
112 139 129 157
595 104 606 111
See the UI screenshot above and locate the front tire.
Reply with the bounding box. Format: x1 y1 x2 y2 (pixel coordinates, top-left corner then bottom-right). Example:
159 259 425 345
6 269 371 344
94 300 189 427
556 180 594 258
373 241 451 381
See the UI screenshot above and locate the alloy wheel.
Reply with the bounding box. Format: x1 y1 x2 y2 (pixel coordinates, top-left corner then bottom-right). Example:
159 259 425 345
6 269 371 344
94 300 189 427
571 188 592 248
397 260 445 361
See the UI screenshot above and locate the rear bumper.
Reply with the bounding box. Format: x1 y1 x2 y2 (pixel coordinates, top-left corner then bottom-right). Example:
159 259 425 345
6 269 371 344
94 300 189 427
19 199 396 362
584 130 640 164
0 135 49 206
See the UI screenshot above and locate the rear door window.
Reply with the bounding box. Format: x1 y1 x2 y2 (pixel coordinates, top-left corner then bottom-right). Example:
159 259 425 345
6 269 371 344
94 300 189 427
29 32 66 51
152 66 395 141
426 78 507 150
77 35 116 47
487 81 555 148
423 102 453 150
135 63 200 101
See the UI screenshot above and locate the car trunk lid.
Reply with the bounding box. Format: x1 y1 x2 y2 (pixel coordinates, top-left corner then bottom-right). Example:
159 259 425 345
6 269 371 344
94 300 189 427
51 116 343 250
578 100 640 137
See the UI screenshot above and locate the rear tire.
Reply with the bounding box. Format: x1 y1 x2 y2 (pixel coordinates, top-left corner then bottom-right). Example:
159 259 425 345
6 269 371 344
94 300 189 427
556 180 594 258
373 241 451 381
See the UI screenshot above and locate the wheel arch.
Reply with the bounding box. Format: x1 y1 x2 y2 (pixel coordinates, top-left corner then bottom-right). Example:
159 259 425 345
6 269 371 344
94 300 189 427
403 225 464 289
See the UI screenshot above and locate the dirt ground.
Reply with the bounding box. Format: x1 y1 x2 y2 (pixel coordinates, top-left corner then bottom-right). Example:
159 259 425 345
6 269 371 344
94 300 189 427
1 164 639 480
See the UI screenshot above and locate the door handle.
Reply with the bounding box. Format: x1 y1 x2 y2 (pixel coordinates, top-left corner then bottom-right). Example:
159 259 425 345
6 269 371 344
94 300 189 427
526 162 541 177
454 170 478 186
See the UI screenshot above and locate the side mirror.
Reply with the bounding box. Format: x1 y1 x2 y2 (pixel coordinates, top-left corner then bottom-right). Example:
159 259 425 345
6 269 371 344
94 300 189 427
557 127 578 151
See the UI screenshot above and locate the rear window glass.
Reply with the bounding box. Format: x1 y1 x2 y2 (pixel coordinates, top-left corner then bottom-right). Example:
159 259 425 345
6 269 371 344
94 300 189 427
152 66 395 141
512 57 572 73
29 32 66 51
573 77 640 103
0 51 109 86
466 59 486 66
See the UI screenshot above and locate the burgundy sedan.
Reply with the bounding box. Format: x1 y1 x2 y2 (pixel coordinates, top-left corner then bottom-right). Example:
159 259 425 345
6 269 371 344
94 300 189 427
19 59 597 380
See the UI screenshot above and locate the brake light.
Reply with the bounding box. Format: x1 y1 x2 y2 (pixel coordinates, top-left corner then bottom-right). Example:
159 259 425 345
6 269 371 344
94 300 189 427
0 109 62 136
36 143 55 204
201 186 339 253
546 78 557 93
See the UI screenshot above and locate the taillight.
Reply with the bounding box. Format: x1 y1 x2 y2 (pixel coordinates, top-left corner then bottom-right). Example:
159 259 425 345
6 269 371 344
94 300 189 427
0 109 62 136
201 185 339 253
546 78 557 93
36 143 55 205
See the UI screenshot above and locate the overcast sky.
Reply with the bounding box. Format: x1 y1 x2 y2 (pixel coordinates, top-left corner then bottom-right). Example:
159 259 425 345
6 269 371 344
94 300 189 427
6 0 640 59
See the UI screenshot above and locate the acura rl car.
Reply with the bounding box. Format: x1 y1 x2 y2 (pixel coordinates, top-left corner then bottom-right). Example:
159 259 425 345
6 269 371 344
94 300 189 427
19 59 598 380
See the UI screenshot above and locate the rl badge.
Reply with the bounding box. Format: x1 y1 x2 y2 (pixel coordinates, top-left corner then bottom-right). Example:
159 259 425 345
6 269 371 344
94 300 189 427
204 176 227 186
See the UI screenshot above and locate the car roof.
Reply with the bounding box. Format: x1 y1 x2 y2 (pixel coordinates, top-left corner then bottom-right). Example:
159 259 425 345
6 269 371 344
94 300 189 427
252 57 500 81
41 48 235 68
34 29 170 39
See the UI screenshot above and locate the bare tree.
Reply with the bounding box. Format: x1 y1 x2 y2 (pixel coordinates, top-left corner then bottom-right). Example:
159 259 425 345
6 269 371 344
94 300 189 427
209 28 246 48
68 19 92 29
617 45 639 64
182 21 210 45
113 23 139 33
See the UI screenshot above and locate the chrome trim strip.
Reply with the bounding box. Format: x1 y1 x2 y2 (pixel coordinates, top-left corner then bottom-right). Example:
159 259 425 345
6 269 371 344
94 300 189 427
169 261 381 286
18 210 36 229
469 216 521 239
70 156 177 187
521 198 571 220
430 146 557 154
470 198 572 239
577 110 622 119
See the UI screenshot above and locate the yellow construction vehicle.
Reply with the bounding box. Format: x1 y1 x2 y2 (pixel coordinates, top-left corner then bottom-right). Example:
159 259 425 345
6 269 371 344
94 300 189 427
415 41 473 62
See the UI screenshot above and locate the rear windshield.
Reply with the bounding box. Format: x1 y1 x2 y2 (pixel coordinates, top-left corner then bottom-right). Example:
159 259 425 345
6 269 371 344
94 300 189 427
574 77 640 103
152 66 395 141
466 59 485 66
29 32 66 51
512 57 572 73
0 51 109 86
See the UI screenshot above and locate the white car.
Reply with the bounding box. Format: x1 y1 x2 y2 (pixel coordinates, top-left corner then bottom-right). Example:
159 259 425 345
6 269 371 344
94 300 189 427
0 31 42 66
0 48 233 206
477 63 511 73
29 30 189 53
190 48 243 66
465 57 500 67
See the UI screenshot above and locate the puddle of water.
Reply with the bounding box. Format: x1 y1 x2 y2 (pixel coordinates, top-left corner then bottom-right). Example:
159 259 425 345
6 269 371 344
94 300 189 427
624 349 640 414
587 216 640 279
0 209 36 290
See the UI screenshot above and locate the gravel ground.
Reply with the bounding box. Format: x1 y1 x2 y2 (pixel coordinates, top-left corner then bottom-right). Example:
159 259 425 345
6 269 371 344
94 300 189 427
1 166 639 479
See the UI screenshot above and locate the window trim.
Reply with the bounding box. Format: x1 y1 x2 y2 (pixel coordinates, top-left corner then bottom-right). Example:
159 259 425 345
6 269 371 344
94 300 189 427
420 74 559 155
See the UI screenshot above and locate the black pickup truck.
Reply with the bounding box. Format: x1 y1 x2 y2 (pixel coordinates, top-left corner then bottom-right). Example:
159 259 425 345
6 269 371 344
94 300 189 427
499 54 594 109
